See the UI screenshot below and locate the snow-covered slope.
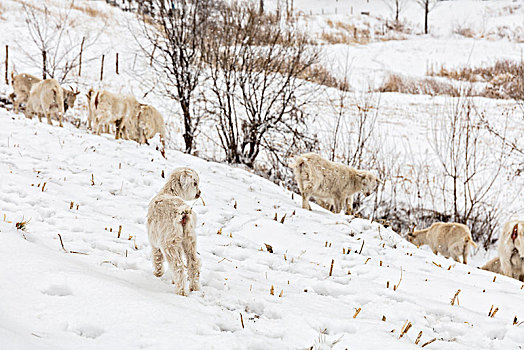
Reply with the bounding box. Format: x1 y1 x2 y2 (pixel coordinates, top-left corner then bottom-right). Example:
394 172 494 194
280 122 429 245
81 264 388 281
1 110 524 349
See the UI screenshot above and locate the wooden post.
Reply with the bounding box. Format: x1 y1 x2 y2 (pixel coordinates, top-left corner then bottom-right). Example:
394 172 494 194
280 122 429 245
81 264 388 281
42 50 47 79
100 54 105 81
115 52 119 74
4 45 8 85
78 36 85 77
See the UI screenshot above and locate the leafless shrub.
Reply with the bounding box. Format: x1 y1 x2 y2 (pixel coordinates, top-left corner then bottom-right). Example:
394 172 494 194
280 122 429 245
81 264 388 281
20 1 104 83
428 60 524 100
138 0 213 154
379 73 460 97
453 24 476 38
204 1 321 168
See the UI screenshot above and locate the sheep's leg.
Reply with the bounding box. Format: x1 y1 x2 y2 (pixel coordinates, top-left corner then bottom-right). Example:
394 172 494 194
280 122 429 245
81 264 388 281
37 112 43 123
46 112 53 125
163 244 186 296
301 192 312 210
333 196 344 214
58 112 63 127
462 250 468 264
13 99 19 113
115 119 122 140
345 196 354 215
152 247 164 277
183 238 201 292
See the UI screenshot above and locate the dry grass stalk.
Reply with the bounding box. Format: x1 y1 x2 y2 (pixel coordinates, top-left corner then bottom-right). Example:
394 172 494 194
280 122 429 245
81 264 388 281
69 201 74 209
279 289 283 297
91 174 95 186
382 315 386 321
270 285 274 295
280 214 286 224
432 262 442 268
239 312 245 328
161 169 164 178
493 276 496 282
450 289 461 306
415 331 423 345
422 338 437 347
274 213 278 221
41 182 46 192
217 228 222 235
329 259 334 276
353 308 361 319
265 243 273 253
490 307 499 318
399 320 412 338
365 258 371 264
358 240 365 254
387 281 390 289
343 248 346 254
393 267 403 291
234 201 237 209
15 218 30 231
117 225 122 238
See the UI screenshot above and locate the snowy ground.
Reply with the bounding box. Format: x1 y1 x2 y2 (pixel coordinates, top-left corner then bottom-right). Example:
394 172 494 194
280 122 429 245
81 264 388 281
1 110 524 349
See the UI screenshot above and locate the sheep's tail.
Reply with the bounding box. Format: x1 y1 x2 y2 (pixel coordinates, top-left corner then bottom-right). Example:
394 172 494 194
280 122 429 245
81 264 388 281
465 236 477 248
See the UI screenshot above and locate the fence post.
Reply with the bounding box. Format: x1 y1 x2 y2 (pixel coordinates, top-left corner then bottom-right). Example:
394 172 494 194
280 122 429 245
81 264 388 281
100 54 105 81
42 50 47 79
79 36 85 77
4 45 8 85
116 52 119 74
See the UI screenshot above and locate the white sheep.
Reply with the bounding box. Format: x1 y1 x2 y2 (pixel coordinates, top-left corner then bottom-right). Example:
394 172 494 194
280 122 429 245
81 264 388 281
289 153 379 214
147 168 202 295
25 78 64 127
407 222 477 264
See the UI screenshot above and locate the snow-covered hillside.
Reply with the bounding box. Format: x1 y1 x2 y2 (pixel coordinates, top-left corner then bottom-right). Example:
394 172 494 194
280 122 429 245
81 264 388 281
1 110 524 349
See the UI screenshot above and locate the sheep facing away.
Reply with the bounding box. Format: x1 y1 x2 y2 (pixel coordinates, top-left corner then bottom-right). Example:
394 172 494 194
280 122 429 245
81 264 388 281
498 220 524 281
407 222 477 264
147 168 202 295
481 257 502 275
289 153 379 214
24 78 64 127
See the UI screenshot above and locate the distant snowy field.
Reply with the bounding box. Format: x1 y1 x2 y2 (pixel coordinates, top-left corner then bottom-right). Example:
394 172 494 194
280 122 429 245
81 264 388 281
1 110 524 349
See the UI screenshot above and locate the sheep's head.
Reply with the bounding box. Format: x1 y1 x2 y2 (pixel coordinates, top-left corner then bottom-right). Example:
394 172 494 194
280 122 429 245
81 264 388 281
406 232 423 247
359 171 379 197
163 167 201 200
63 87 80 112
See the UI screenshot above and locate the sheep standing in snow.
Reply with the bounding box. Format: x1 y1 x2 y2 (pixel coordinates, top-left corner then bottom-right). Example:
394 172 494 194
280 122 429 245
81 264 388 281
147 168 202 295
10 73 40 113
10 73 78 114
87 89 141 139
289 153 379 214
407 222 477 264
25 78 65 127
481 257 502 275
123 104 166 157
497 220 524 281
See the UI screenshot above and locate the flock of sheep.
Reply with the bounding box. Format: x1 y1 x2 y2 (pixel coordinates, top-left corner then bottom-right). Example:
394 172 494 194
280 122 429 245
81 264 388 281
9 73 166 156
6 73 524 295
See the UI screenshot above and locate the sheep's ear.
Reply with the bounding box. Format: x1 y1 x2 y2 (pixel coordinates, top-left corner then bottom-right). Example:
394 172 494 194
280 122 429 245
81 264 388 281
179 171 192 190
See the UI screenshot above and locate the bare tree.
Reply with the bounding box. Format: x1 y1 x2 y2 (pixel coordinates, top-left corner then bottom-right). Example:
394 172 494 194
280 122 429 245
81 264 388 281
415 0 438 35
383 0 406 26
204 2 320 168
139 0 212 153
21 1 103 83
